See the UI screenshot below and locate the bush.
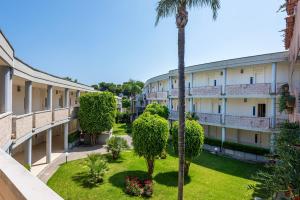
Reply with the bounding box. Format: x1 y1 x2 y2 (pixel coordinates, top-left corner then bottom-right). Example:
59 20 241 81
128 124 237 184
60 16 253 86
106 136 128 160
144 102 169 119
122 97 131 109
68 131 80 143
125 176 153 197
116 111 131 124
85 154 108 184
79 92 116 145
204 138 270 155
172 120 204 175
132 113 169 176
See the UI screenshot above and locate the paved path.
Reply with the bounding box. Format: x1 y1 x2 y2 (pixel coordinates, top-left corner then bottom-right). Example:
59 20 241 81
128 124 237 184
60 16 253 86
37 135 132 183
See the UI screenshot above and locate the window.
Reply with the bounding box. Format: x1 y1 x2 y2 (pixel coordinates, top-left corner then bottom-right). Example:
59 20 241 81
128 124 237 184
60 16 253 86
258 104 266 117
218 105 221 114
250 77 254 84
214 80 217 86
255 134 258 144
244 98 248 103
252 106 256 116
220 71 223 76
240 69 244 74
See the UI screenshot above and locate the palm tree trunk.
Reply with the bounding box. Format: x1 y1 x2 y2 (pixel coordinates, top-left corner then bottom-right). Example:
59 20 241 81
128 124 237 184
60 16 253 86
177 8 187 200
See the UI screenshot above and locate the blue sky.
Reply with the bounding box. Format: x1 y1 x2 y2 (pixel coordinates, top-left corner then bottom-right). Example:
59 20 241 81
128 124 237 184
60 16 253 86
0 0 285 85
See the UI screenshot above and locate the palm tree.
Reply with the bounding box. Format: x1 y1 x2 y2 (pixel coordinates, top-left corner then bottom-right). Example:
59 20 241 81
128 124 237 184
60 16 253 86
155 1 220 199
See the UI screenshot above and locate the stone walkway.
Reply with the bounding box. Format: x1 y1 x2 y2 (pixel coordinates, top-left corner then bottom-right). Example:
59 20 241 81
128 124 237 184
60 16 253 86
38 135 132 183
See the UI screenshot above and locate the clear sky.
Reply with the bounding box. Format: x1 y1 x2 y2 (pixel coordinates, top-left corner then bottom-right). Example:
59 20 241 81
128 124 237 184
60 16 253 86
0 0 285 85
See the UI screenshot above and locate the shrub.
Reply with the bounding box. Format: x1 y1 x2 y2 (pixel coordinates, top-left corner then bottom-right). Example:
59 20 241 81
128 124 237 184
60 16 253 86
106 136 128 160
204 138 270 155
116 111 131 124
85 154 108 184
172 120 204 175
79 92 116 145
68 131 80 143
144 102 169 119
122 97 131 109
125 176 153 197
132 113 169 176
185 112 199 121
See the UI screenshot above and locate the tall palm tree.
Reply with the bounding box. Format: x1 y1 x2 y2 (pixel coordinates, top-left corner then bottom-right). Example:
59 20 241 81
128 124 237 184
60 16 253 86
155 1 220 199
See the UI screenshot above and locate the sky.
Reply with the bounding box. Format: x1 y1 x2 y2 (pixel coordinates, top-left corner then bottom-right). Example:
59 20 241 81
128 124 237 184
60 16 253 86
0 0 286 86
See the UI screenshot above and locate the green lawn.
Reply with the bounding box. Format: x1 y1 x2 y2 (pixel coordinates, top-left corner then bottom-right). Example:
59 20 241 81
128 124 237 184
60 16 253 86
48 147 262 200
113 123 131 136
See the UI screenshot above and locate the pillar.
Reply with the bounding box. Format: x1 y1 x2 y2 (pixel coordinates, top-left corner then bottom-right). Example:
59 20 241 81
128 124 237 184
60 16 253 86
64 123 69 152
47 85 53 110
221 127 226 147
222 68 227 95
64 88 69 108
270 63 277 153
4 67 12 112
25 81 32 113
189 98 193 112
222 98 227 124
46 128 52 163
270 133 276 153
76 90 80 104
168 76 172 111
24 137 32 168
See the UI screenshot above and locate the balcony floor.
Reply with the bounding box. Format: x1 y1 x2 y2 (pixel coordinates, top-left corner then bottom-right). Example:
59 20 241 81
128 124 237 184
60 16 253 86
13 133 64 176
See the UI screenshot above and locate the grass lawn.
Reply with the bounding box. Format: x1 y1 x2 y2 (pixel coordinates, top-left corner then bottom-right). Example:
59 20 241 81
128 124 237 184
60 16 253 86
48 146 262 200
113 123 131 136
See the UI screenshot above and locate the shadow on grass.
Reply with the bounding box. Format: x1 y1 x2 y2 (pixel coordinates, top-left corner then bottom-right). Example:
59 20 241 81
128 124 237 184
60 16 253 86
72 171 103 189
154 171 191 187
105 154 125 164
166 142 263 180
109 170 149 189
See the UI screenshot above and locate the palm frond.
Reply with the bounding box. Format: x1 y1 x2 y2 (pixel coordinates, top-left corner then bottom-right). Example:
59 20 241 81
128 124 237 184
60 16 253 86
186 0 220 20
155 0 179 26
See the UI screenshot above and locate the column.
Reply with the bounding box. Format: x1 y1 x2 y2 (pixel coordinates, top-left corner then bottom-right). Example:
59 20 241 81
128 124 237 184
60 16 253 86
221 127 226 148
222 98 227 124
47 85 53 110
46 128 52 163
168 76 172 111
4 67 12 112
270 63 277 153
189 98 193 112
25 81 32 113
64 123 69 152
222 68 227 95
64 88 70 108
24 138 32 168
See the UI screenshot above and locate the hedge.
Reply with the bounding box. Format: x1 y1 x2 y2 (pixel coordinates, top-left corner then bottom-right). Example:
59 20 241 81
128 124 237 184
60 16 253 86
204 138 270 155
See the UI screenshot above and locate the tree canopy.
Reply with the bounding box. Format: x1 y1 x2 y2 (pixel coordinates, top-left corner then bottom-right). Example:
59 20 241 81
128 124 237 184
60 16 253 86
144 102 169 119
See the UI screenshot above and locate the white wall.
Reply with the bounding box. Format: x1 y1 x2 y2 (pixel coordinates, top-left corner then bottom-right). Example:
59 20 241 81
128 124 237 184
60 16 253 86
12 84 25 115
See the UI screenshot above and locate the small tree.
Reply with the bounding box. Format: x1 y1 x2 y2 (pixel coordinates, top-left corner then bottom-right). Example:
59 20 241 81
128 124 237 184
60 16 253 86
106 136 128 160
144 102 169 119
79 92 116 145
85 154 108 184
132 113 169 176
171 120 204 176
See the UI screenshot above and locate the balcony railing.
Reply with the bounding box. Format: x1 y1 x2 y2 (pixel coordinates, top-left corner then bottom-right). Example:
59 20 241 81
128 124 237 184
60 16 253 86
53 108 69 122
170 88 191 97
191 86 222 97
197 113 222 125
147 92 157 99
226 83 271 96
169 111 179 120
0 112 12 149
225 115 270 130
33 110 52 129
156 91 168 99
12 113 33 139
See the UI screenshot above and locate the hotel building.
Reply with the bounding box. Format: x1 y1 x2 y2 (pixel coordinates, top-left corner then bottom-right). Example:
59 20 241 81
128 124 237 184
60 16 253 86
144 52 300 151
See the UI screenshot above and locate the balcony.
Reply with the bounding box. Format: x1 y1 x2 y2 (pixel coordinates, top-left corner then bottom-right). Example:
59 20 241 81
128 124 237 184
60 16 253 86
169 111 179 120
12 113 33 139
33 110 52 129
226 83 271 96
225 115 271 130
170 88 191 97
0 112 12 149
191 86 222 97
53 108 69 122
156 91 168 99
197 113 222 125
147 92 157 99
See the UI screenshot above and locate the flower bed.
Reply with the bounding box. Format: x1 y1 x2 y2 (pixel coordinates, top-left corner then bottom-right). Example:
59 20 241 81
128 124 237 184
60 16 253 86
125 176 153 197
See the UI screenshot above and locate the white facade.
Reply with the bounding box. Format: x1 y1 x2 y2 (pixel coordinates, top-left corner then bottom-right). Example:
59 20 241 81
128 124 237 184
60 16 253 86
144 52 300 150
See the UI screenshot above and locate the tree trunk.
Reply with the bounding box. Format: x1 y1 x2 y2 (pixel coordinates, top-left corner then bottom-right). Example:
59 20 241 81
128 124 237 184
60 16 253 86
176 5 188 200
184 160 190 176
146 158 154 177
